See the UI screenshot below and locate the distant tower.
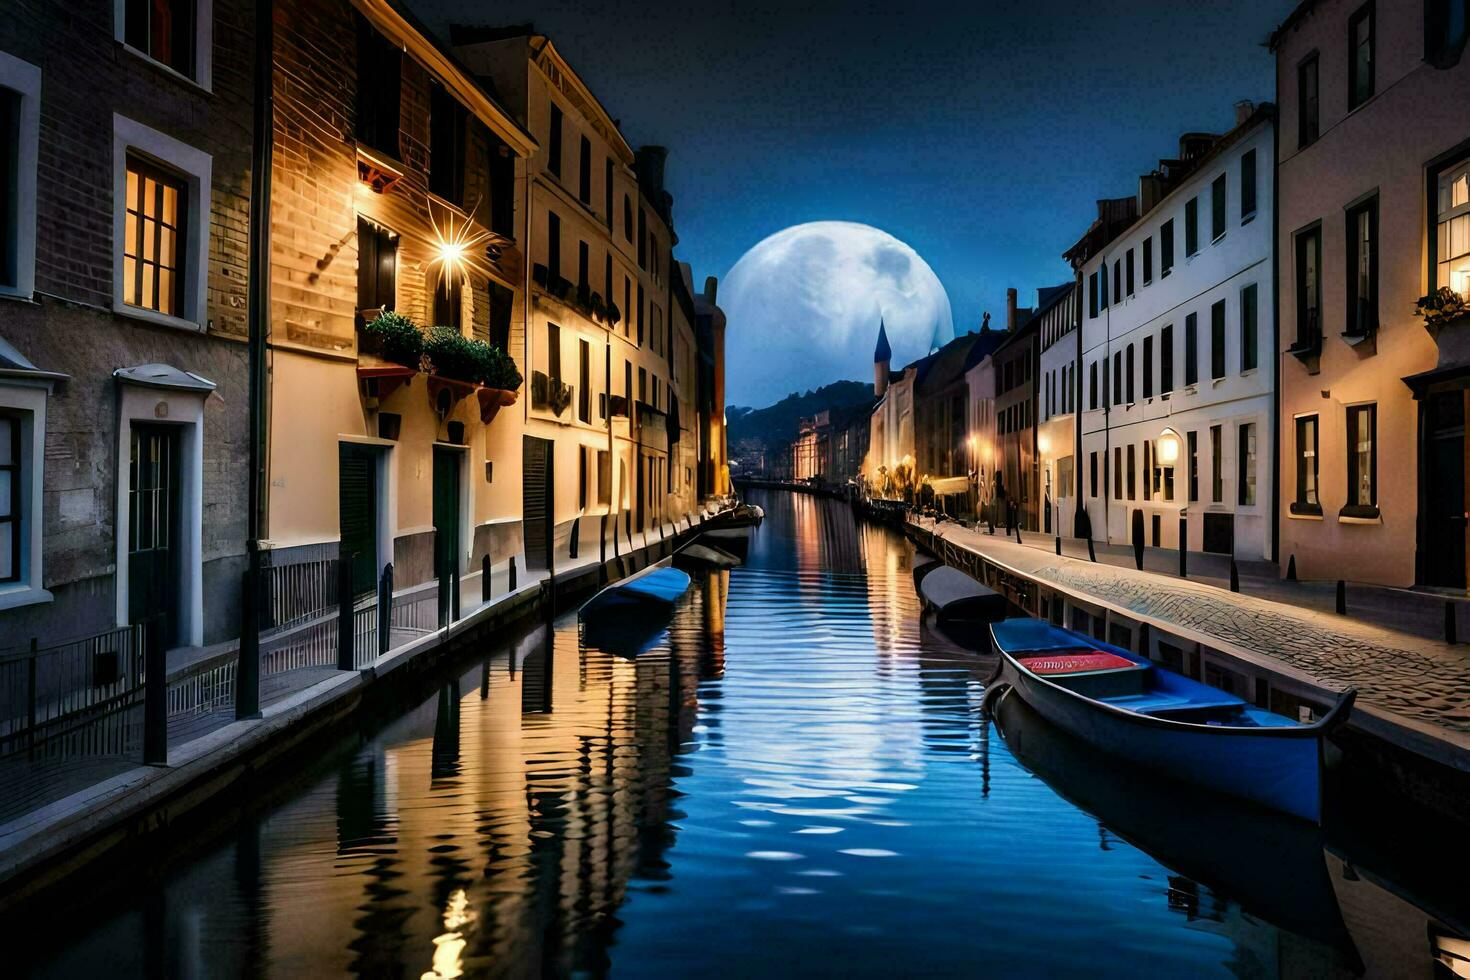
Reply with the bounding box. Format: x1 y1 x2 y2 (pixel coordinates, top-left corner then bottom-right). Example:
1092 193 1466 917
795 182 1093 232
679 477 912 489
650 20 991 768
873 319 892 397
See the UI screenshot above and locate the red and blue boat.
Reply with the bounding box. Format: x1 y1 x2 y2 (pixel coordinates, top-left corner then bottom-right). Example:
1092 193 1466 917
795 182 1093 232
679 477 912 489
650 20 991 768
986 618 1356 823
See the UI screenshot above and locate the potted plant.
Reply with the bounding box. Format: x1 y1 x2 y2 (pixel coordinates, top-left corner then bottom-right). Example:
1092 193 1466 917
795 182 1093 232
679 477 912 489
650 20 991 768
362 310 424 368
1413 286 1470 334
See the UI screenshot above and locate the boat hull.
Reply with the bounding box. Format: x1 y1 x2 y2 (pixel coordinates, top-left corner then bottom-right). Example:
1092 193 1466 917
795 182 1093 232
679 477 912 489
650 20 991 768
995 654 1326 823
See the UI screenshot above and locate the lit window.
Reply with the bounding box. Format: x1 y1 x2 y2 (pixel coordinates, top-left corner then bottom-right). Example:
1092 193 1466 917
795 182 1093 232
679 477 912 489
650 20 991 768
1346 404 1377 512
1436 159 1470 296
1238 422 1256 506
123 156 186 317
1347 197 1378 336
1294 415 1321 514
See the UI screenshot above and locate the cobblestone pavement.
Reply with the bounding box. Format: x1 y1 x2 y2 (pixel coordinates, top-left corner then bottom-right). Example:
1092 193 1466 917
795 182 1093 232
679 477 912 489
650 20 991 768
928 521 1470 737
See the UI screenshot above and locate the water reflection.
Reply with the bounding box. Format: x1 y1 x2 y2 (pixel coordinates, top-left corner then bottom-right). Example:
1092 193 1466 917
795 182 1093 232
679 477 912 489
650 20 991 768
8 488 1468 978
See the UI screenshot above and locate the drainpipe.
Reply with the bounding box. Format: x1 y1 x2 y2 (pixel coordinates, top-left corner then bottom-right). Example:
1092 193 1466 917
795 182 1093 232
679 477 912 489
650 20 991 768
239 0 273 719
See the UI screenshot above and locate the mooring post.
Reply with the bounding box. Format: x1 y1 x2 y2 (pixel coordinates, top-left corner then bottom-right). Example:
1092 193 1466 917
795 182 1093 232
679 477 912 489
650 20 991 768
451 567 460 622
1446 600 1458 645
1230 559 1240 593
1087 537 1096 562
1178 517 1188 577
569 518 581 560
482 554 491 603
337 550 355 670
378 562 394 656
600 514 608 566
143 616 167 766
508 555 517 592
1336 579 1346 615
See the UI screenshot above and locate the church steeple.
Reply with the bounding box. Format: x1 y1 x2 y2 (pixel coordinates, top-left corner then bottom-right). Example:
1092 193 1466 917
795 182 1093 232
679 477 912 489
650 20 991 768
873 319 891 397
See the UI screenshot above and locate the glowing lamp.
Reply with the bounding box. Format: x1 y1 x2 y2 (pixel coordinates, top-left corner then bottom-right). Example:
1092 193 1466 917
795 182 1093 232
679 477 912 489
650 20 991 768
1157 428 1181 465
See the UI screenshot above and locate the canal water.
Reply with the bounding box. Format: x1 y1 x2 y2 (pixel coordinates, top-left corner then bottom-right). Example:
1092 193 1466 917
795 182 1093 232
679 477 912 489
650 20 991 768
10 489 1468 977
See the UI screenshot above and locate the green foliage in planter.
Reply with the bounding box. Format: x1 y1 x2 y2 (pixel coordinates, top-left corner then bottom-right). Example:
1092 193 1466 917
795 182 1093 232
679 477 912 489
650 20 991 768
1414 286 1470 327
364 310 424 367
424 326 523 391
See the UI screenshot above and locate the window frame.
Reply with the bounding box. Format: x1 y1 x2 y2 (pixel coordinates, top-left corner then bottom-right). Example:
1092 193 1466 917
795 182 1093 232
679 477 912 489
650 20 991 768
1211 173 1227 242
116 0 213 90
1345 193 1379 337
1210 299 1226 380
1240 282 1258 371
1298 52 1320 148
1160 324 1174 394
1185 197 1199 256
0 53 40 300
1431 150 1470 296
1292 414 1322 515
547 101 563 179
1241 149 1258 220
1184 312 1198 386
0 385 51 609
1142 237 1153 285
1293 222 1324 352
1344 403 1378 516
1160 219 1175 276
1237 422 1257 507
1348 2 1376 111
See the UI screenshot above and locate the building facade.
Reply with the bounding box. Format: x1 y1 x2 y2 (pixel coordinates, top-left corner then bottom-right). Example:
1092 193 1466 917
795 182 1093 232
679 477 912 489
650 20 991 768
991 292 1041 530
1074 107 1276 561
1033 283 1081 536
1273 0 1470 589
0 0 256 649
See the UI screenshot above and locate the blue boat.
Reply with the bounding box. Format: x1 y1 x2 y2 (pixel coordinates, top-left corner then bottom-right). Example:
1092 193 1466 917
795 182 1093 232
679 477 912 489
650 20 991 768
986 618 1355 823
580 564 691 617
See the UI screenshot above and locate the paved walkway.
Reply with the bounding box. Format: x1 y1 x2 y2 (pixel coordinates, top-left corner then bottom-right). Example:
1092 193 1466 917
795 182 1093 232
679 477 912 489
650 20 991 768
918 518 1470 744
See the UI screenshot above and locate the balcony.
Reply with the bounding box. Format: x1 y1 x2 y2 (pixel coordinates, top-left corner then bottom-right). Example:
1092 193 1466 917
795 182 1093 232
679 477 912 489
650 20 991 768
531 265 618 326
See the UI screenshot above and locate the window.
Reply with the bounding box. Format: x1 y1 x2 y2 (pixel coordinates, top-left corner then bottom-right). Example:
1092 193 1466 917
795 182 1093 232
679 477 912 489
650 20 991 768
578 136 591 204
597 450 611 505
1210 424 1223 503
489 134 515 237
579 339 591 423
1101 261 1109 308
0 56 39 297
1241 149 1257 218
1346 404 1377 512
1211 174 1226 241
1238 423 1257 506
1058 457 1073 499
1345 197 1379 338
355 15 400 153
1160 324 1174 394
1114 446 1123 500
547 322 561 379
1143 335 1154 399
638 208 648 268
429 83 467 204
1126 444 1136 500
0 412 19 583
1142 238 1153 285
123 156 187 317
1185 197 1199 255
1187 430 1199 502
604 158 613 230
548 103 563 178
1298 55 1320 147
1436 159 1470 296
1240 284 1258 371
1143 439 1151 501
1295 225 1323 350
623 276 632 336
1089 360 1098 410
1294 416 1320 513
433 269 461 330
1113 260 1121 303
623 195 633 242
1088 271 1099 317
1125 343 1135 403
356 216 396 324
636 283 645 345
1349 3 1375 110
546 210 561 281
578 240 589 289
1426 0 1470 67
1210 299 1226 380
1090 451 1098 497
124 0 197 79
1126 249 1135 295
1161 219 1175 275
487 280 512 351
1184 313 1198 386
1112 351 1122 405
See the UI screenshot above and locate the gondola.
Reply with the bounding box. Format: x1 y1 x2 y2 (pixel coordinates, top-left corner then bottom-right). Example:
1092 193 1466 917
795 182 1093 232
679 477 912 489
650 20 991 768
986 617 1355 823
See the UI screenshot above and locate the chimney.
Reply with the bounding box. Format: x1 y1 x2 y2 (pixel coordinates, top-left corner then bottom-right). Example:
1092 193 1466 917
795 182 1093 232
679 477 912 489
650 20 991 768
1234 100 1255 127
703 276 718 304
635 146 668 199
1006 288 1018 331
1139 172 1164 217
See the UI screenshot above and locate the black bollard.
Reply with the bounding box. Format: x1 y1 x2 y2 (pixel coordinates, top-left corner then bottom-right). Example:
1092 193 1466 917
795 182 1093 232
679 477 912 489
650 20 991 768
143 615 167 766
1131 510 1145 571
508 555 517 592
378 562 394 656
1446 600 1458 645
1178 517 1188 577
1087 536 1097 562
337 551 355 670
1055 534 1061 556
1336 579 1346 615
482 554 492 603
451 567 460 622
237 555 261 720
569 518 581 560
1286 555 1298 581
1230 559 1240 593
600 515 608 566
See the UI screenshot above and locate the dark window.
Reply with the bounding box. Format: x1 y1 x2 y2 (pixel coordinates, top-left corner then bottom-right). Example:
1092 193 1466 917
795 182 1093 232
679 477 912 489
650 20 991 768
1184 312 1198 386
1210 299 1226 380
623 195 633 242
604 158 613 230
0 412 19 583
578 339 591 423
1088 271 1099 317
1241 149 1258 218
604 253 613 303
125 0 195 77
1295 415 1320 512
577 240 589 290
355 15 400 154
1346 196 1379 337
637 208 647 268
433 269 461 330
636 283 644 345
0 89 15 288
547 322 561 379
1426 0 1470 67
1143 439 1152 500
1211 174 1226 241
1349 3 1375 110
489 134 515 237
429 83 467 204
1089 360 1098 410
1112 351 1122 405
1185 197 1199 255
1346 404 1377 508
356 217 396 324
1126 444 1136 500
1160 324 1174 394
1113 260 1121 302
1143 335 1154 399
548 103 563 178
546 211 561 282
1126 249 1135 295
1142 238 1153 284
1090 451 1098 497
1101 262 1109 308
1298 55 1320 147
1210 424 1223 503
578 136 591 204
1125 343 1135 403
1238 423 1257 506
1240 283 1258 371
1187 430 1199 502
623 276 631 336
487 280 512 351
1161 219 1175 275
1114 446 1123 500
123 156 187 317
1295 225 1323 349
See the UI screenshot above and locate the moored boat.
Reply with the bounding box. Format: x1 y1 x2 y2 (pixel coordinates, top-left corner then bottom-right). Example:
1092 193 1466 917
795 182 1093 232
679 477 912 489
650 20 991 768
580 563 692 618
986 617 1355 823
919 566 1007 624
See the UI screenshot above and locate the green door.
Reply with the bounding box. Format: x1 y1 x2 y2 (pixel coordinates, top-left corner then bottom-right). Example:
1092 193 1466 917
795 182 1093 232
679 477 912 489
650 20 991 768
128 424 181 644
432 447 462 583
338 443 379 597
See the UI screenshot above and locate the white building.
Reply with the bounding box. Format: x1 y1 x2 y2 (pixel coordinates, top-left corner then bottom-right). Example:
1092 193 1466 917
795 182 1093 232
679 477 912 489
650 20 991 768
1034 284 1080 536
1076 104 1276 560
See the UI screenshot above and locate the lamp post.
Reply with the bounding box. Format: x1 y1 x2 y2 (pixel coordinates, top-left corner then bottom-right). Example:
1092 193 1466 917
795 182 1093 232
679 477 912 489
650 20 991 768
1157 429 1184 577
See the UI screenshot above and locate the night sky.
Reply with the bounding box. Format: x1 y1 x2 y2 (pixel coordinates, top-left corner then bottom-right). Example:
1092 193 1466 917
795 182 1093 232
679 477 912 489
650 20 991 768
415 0 1290 405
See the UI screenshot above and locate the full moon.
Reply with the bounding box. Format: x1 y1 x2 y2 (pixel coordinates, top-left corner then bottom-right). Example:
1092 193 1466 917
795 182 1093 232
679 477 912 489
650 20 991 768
722 221 954 407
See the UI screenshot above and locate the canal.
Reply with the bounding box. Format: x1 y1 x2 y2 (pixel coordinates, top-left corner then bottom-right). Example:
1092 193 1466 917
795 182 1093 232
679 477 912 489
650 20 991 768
9 489 1469 977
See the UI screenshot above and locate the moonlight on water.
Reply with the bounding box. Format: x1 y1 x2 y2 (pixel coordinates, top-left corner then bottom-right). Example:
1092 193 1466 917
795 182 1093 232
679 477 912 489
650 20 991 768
722 222 954 406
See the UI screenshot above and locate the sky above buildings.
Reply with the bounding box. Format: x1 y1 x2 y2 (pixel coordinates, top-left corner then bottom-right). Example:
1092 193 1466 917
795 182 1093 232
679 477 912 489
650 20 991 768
415 0 1290 407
